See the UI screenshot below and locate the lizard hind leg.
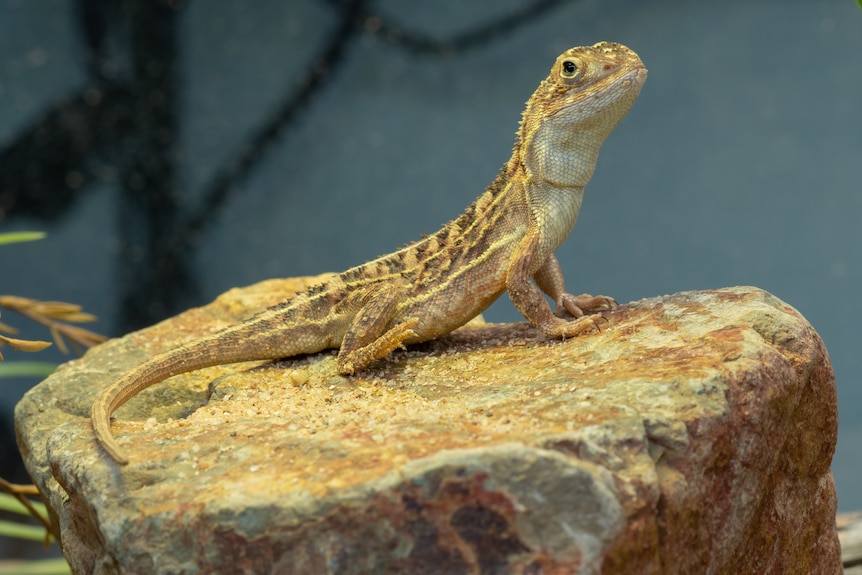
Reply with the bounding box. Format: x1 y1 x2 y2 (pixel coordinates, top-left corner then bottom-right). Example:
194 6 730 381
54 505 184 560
335 285 419 375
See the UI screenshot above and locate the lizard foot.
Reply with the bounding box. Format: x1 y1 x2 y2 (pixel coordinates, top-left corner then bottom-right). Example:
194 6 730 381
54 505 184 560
337 318 419 375
555 293 617 319
542 313 608 340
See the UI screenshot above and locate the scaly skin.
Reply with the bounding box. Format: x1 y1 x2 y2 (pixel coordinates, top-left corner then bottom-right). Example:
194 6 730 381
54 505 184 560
93 42 647 465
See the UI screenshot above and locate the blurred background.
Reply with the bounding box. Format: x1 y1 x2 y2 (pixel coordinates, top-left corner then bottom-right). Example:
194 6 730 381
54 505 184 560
0 0 859 525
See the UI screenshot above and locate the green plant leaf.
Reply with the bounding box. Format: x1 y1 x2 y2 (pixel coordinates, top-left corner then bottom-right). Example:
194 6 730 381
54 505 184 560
0 362 56 378
0 519 52 541
0 493 48 517
0 558 70 575
0 231 46 245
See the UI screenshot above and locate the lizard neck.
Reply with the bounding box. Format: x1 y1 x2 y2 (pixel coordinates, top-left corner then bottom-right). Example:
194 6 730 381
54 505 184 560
524 180 585 263
517 107 614 190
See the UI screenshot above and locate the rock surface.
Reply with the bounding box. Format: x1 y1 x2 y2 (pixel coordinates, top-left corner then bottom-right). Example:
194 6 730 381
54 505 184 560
15 281 840 574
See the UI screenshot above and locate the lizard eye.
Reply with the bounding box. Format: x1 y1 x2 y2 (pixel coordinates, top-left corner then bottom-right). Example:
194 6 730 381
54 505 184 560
561 60 578 78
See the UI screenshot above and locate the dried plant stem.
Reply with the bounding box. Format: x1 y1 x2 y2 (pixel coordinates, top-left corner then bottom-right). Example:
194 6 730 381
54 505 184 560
0 296 106 356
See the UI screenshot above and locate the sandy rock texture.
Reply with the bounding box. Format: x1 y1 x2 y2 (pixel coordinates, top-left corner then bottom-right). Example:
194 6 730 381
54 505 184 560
15 281 840 574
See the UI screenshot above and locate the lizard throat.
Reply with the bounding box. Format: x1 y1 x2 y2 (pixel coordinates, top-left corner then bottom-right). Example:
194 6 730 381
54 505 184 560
528 182 585 258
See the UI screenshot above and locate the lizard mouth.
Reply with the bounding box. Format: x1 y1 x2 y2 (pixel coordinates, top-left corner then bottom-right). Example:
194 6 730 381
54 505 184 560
623 67 649 89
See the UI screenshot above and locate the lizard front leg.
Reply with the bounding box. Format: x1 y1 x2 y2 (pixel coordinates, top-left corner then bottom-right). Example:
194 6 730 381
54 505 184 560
506 233 605 339
533 253 616 319
336 284 419 375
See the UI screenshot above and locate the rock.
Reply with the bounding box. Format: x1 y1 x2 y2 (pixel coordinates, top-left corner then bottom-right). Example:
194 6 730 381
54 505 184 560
15 283 840 574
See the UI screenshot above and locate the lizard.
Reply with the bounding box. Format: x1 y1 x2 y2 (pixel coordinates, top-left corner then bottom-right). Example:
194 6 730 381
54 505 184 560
92 41 647 465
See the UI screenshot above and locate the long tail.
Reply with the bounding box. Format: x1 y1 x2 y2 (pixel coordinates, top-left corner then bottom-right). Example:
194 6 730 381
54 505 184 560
91 343 235 464
90 324 304 465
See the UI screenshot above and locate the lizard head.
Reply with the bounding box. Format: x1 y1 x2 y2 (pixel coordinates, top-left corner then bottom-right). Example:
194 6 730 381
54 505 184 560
517 42 647 190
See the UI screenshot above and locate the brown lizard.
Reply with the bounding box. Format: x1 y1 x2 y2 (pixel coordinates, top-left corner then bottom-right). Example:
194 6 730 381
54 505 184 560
92 42 647 465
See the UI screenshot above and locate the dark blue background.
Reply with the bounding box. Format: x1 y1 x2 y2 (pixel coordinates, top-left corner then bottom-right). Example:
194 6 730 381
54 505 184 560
2 0 860 511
